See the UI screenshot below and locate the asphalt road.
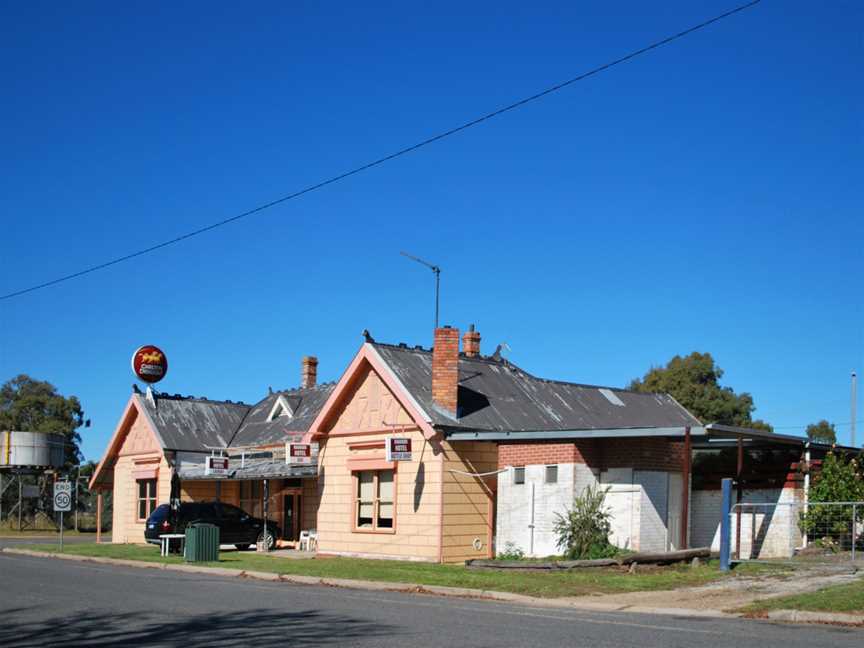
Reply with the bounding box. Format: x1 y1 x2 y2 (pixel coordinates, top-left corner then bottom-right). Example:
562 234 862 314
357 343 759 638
2 551 861 647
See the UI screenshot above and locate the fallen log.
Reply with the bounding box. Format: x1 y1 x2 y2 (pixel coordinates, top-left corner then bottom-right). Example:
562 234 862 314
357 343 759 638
465 560 558 570
465 558 619 570
618 547 710 565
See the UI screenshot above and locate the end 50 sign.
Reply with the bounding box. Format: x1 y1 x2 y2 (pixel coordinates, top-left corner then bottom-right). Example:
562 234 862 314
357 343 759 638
54 481 72 512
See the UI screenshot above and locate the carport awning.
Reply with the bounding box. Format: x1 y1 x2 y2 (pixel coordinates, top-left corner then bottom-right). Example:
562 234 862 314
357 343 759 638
177 458 317 481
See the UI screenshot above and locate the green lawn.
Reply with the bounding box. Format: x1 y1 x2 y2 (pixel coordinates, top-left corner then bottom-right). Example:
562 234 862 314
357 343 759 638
742 578 864 615
16 542 780 599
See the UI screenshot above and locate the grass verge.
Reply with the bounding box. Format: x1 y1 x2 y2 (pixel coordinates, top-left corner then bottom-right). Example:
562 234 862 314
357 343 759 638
742 578 864 615
16 542 780 599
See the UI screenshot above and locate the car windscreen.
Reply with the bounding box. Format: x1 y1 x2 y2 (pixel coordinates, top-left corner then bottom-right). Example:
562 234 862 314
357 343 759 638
147 504 170 522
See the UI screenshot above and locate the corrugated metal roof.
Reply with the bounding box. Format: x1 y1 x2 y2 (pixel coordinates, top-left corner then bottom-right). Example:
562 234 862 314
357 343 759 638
372 343 701 433
229 385 335 447
138 383 334 452
137 394 250 452
177 456 318 480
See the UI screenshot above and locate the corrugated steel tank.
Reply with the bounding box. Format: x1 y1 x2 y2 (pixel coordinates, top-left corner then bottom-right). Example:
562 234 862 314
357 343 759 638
0 431 66 468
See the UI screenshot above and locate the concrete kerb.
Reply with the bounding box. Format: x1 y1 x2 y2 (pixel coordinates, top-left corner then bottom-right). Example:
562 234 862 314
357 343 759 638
1 547 854 624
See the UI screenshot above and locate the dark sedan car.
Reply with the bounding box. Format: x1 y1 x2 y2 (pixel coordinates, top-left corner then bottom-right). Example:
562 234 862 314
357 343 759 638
144 501 279 551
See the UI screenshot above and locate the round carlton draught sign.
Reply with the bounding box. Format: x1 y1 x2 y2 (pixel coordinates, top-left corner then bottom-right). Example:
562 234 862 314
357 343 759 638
132 345 168 384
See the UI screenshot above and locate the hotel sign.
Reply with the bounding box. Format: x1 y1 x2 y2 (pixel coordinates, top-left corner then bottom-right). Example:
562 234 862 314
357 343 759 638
205 456 229 476
386 437 412 462
287 442 319 465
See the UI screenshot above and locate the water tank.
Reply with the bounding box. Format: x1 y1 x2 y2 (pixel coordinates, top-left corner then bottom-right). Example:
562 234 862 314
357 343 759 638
0 431 66 468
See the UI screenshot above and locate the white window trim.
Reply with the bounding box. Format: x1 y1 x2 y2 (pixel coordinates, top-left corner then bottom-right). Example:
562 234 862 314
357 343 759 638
267 395 294 422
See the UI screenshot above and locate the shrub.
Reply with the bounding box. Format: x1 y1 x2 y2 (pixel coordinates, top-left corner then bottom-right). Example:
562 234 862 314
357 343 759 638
800 452 864 548
496 541 525 561
553 484 618 560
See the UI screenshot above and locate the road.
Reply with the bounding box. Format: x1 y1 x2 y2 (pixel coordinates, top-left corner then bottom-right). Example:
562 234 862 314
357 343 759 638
1 551 860 647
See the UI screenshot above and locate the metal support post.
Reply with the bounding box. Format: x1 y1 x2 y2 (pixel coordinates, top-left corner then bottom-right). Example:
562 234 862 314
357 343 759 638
263 479 269 553
680 426 691 549
853 504 857 564
59 511 64 552
720 478 733 571
735 436 743 560
96 492 103 544
18 477 23 531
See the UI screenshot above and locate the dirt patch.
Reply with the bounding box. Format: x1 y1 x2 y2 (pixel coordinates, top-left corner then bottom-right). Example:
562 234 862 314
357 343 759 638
564 565 863 612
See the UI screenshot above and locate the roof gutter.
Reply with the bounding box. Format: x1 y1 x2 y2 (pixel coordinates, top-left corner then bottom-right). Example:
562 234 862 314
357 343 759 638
444 426 707 442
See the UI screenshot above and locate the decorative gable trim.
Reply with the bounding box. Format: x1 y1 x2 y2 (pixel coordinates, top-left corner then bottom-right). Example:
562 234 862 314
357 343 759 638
305 343 435 441
267 395 294 422
88 395 165 490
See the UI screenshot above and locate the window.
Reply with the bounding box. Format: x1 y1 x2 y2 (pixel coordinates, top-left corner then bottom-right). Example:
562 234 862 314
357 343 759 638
513 467 525 485
545 465 558 484
137 479 157 520
354 469 395 532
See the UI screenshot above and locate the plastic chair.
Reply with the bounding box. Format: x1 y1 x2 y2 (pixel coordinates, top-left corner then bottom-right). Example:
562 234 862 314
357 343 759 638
308 529 318 551
298 530 311 551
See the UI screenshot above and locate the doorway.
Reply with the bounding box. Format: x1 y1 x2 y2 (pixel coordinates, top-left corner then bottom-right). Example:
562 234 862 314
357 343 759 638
282 492 302 542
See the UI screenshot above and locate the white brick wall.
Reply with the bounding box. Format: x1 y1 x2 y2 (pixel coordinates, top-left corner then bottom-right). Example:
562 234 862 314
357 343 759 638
690 487 804 558
496 463 596 557
496 464 683 556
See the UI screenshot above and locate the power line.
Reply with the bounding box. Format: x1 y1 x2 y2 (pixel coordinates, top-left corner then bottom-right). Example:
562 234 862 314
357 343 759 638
0 0 763 302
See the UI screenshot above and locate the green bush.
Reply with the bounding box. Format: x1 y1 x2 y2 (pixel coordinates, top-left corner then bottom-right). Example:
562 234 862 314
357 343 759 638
495 541 526 561
799 452 864 548
553 484 618 560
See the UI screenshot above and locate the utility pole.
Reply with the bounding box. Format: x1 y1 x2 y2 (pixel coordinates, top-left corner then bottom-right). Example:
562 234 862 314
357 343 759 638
400 251 441 329
852 370 858 448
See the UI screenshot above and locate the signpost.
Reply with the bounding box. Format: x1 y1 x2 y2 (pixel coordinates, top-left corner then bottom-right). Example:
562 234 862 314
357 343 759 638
53 481 72 552
205 456 229 476
385 437 412 462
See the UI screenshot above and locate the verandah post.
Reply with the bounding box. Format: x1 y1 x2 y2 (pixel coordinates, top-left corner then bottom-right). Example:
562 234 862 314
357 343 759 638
720 478 733 571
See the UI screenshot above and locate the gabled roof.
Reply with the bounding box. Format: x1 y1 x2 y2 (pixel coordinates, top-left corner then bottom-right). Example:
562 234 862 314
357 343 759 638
229 384 335 447
136 393 250 451
371 343 701 433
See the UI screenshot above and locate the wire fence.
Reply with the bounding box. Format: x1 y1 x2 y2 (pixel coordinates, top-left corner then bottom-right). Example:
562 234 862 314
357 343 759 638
730 501 863 564
0 473 111 532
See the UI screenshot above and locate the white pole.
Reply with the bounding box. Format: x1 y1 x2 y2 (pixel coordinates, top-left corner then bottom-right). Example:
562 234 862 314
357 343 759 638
529 482 535 556
852 371 858 448
803 445 811 548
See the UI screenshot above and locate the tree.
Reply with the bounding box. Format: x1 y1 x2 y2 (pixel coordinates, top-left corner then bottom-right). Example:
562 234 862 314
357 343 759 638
806 420 837 445
0 375 85 466
629 352 772 431
800 451 864 546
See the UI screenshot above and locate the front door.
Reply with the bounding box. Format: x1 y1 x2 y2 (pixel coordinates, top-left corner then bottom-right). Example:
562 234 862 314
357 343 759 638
282 493 302 541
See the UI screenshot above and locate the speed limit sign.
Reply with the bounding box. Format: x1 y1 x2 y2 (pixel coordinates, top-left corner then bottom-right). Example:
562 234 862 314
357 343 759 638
54 481 72 512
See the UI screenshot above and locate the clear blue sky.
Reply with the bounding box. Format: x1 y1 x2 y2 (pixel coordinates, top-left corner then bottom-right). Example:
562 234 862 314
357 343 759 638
1 1 861 461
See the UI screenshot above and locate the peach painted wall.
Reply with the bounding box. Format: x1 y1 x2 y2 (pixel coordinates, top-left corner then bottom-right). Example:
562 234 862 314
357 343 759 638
111 408 170 544
440 440 497 562
315 365 444 561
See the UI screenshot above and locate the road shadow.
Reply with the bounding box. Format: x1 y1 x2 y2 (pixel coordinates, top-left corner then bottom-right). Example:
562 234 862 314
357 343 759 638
0 606 397 647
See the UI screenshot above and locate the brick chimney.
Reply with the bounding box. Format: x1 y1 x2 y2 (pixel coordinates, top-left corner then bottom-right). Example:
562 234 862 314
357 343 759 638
462 324 481 358
432 326 459 416
301 356 318 389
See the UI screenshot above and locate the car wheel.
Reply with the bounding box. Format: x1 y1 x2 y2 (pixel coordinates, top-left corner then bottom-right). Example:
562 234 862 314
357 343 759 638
257 530 276 551
235 544 252 551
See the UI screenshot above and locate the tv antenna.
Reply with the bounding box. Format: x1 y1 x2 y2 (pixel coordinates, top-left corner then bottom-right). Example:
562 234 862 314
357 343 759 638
400 251 441 329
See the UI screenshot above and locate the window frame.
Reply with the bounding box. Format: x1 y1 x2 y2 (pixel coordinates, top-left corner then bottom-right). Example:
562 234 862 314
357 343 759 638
545 464 558 484
136 478 158 521
352 469 396 534
513 466 525 485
